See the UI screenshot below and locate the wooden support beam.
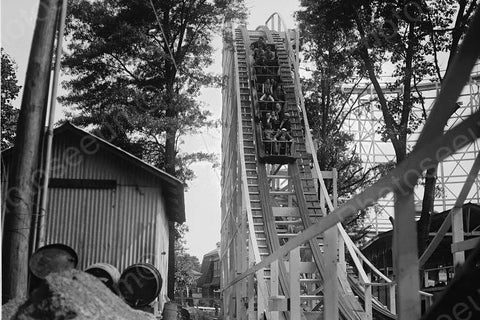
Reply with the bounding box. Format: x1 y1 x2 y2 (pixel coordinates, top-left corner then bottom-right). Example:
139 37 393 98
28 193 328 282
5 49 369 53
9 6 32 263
289 247 301 320
364 275 373 320
451 207 466 266
324 226 339 320
270 260 279 320
248 273 256 320
257 269 267 319
2 0 60 301
272 207 299 217
451 237 480 253
389 284 396 314
236 280 242 320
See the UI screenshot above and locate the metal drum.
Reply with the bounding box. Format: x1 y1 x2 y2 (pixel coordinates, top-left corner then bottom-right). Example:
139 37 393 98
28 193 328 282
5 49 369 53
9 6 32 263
118 263 162 307
29 243 78 278
85 263 120 293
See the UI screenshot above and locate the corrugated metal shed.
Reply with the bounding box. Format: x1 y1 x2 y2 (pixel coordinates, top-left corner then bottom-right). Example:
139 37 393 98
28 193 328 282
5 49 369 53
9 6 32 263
1 122 185 310
40 123 184 269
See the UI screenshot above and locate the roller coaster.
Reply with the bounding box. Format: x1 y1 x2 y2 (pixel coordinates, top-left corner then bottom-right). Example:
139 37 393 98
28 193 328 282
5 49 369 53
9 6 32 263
220 11 480 320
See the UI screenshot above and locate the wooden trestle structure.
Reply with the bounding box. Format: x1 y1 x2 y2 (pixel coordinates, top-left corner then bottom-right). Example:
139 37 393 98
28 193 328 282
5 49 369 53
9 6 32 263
220 10 480 320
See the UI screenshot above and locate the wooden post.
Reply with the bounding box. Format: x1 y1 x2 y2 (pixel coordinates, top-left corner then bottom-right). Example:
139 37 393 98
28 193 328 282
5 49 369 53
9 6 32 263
270 260 279 320
248 272 255 320
364 274 372 320
257 269 267 319
289 247 300 320
240 211 247 320
393 190 420 319
389 283 396 314
333 169 346 273
36 0 68 250
332 168 338 208
236 280 242 320
2 0 60 300
451 206 465 267
324 225 339 320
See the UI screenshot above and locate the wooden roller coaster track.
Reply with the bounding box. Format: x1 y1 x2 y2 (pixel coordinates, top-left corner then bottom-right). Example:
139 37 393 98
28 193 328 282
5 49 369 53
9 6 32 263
221 8 480 320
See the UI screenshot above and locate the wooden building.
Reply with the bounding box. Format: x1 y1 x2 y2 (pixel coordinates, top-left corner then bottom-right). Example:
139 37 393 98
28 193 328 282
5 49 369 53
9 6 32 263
361 203 480 305
2 122 185 310
196 245 221 307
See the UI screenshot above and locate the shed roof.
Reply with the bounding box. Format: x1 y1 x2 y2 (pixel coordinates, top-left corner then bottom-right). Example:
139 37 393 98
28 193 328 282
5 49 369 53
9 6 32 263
2 122 185 223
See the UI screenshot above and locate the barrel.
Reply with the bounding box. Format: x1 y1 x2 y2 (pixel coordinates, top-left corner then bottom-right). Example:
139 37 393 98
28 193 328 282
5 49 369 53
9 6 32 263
118 263 162 307
29 243 78 278
85 263 120 293
162 302 178 320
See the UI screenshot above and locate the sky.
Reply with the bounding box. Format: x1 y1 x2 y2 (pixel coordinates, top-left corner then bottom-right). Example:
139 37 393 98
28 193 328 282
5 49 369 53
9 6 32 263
1 0 302 259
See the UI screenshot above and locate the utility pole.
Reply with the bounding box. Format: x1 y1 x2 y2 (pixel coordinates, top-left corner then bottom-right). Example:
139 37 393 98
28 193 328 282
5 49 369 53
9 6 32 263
2 0 61 301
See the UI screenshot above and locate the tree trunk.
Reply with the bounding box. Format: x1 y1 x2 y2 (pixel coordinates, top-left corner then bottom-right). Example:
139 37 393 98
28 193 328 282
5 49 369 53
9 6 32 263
163 39 178 301
2 0 59 301
418 166 436 255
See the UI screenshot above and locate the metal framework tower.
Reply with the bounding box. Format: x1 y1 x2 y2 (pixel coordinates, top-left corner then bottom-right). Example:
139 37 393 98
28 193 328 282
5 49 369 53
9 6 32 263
342 67 480 234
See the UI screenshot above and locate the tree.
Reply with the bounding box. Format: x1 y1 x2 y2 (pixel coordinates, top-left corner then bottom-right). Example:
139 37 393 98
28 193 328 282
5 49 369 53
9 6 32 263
61 0 246 184
296 6 385 243
174 223 201 305
61 0 247 302
302 75 383 200
1 48 21 150
416 0 477 255
297 0 477 253
302 71 386 245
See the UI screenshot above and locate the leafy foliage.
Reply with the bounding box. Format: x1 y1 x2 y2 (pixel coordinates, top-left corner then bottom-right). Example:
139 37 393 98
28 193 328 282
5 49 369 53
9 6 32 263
297 0 477 162
302 76 383 201
1 49 21 150
61 0 246 184
302 73 386 244
174 224 200 299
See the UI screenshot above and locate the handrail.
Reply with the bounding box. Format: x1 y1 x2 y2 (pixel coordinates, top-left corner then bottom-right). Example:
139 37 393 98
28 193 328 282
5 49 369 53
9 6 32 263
265 12 287 33
231 23 261 265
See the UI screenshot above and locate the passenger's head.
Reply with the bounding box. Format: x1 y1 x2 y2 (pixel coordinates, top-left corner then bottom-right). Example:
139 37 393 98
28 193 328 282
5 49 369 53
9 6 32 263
275 103 282 110
266 112 271 118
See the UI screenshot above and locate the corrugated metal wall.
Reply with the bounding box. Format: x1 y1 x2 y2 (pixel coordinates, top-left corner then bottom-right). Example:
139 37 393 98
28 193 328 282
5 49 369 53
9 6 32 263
44 131 170 294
